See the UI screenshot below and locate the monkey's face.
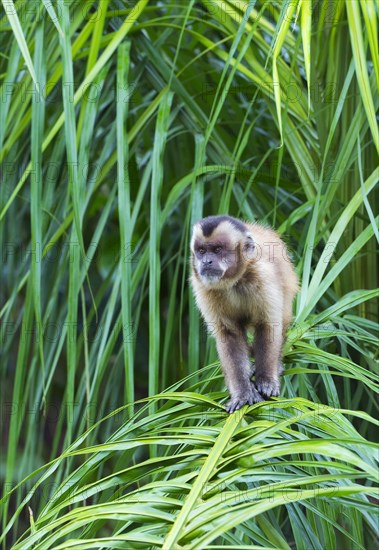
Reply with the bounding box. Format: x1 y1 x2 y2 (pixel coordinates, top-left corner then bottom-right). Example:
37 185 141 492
191 217 254 288
192 239 236 286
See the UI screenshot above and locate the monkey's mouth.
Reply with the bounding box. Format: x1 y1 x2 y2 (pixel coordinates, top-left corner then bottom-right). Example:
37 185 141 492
200 267 223 280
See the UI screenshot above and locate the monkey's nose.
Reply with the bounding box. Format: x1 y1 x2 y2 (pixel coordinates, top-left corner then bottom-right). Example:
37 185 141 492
203 257 212 265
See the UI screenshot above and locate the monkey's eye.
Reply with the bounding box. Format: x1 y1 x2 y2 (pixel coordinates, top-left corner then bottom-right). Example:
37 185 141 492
198 247 206 255
214 246 222 254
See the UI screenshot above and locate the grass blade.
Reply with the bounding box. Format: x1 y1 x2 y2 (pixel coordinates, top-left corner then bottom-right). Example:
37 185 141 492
149 91 174 408
117 42 134 411
346 1 379 153
162 411 242 549
1 0 39 89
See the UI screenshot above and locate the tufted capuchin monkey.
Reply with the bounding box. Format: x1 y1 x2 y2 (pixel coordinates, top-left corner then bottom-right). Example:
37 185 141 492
190 215 299 413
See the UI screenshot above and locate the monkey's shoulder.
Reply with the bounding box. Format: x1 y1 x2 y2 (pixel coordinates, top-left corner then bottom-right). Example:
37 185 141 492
245 221 282 239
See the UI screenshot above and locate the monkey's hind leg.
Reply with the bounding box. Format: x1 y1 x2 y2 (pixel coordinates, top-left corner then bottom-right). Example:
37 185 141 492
254 324 282 398
249 341 282 381
216 328 263 413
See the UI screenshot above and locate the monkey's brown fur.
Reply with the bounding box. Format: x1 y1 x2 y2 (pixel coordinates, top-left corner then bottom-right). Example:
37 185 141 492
190 215 299 413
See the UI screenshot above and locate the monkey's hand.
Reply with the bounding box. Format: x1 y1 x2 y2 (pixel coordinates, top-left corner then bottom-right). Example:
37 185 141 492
225 383 264 414
255 376 280 398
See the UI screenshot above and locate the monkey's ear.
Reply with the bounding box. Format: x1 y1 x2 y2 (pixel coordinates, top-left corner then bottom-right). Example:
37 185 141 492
243 232 255 258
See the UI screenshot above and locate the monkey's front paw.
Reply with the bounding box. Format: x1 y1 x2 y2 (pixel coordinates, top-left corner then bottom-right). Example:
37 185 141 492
255 376 280 398
226 384 264 414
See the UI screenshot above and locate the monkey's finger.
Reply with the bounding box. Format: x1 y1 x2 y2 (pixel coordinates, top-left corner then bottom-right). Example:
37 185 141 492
225 398 247 414
256 377 280 398
225 388 264 413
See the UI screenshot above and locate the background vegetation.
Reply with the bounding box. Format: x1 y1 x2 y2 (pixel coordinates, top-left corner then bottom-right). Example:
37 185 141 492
0 0 378 548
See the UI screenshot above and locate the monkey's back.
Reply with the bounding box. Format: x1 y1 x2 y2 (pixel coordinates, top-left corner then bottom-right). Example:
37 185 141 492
245 222 299 327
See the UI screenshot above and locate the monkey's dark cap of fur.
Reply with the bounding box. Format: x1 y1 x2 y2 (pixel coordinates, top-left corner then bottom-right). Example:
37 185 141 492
199 215 247 237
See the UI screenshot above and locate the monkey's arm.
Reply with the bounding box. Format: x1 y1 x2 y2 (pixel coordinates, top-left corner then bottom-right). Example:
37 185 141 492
215 325 263 413
254 323 282 397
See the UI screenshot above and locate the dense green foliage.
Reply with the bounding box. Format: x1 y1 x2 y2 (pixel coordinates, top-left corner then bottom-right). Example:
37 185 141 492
0 1 378 548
